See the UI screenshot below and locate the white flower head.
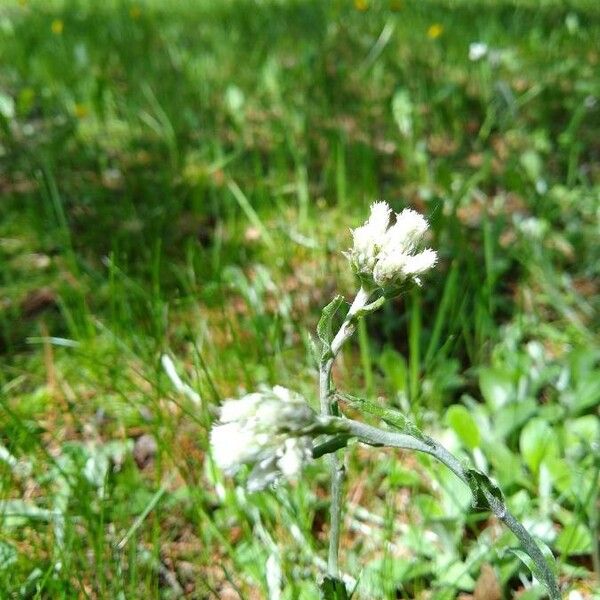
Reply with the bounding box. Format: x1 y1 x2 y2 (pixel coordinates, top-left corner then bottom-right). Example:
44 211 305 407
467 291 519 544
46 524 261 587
349 200 391 272
210 386 317 491
347 201 437 289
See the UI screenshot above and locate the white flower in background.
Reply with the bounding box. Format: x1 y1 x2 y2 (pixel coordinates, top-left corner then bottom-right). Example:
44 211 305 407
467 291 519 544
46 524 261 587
210 386 317 491
469 42 489 62
347 201 437 288
516 216 548 239
266 553 282 600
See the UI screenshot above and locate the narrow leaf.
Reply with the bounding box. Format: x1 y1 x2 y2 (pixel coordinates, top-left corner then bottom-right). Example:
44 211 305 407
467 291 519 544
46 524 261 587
320 576 349 600
352 295 385 319
338 392 432 445
466 468 504 511
317 295 345 359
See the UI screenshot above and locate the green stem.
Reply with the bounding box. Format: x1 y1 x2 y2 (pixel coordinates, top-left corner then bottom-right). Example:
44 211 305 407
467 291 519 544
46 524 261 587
319 287 371 578
322 418 561 600
313 435 351 459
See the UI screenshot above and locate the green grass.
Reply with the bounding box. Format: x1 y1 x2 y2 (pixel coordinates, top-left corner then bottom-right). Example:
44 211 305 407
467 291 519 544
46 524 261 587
1 0 599 597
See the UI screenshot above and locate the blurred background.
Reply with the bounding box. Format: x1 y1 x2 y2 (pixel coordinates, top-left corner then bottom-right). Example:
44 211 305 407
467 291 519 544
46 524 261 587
0 0 599 597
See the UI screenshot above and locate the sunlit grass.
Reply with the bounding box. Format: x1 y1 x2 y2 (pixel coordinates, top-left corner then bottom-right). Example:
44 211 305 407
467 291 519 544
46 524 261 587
0 0 598 597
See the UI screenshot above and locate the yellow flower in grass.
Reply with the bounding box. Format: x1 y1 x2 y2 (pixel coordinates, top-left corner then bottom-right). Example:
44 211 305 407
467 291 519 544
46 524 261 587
74 103 89 119
427 23 443 39
129 5 141 19
51 19 64 35
354 0 369 11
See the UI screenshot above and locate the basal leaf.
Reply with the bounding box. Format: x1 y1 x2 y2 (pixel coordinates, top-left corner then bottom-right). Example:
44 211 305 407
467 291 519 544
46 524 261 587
519 418 559 476
479 367 513 410
446 404 480 450
555 522 592 556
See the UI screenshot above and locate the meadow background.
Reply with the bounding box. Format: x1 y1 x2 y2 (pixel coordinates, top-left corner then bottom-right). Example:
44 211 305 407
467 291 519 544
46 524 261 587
1 0 599 597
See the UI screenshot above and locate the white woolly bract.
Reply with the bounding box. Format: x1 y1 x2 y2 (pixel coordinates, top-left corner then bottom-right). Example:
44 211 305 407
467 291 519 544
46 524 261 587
382 208 428 252
374 247 438 286
365 200 392 234
347 201 437 288
350 201 391 272
209 386 316 491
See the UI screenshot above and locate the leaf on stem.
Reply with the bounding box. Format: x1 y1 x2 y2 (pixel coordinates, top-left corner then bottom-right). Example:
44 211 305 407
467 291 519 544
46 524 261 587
466 469 560 599
317 295 345 360
320 576 349 600
338 392 432 445
510 540 558 590
466 468 504 512
351 295 385 319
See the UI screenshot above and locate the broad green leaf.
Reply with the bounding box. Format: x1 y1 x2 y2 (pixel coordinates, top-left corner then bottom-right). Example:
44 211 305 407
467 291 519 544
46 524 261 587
519 418 559 476
436 559 475 591
445 404 480 450
479 367 513 410
493 398 537 440
483 441 522 487
571 374 600 412
414 494 445 519
544 457 573 495
555 522 592 556
564 415 599 448
379 346 408 393
317 295 344 359
434 463 471 518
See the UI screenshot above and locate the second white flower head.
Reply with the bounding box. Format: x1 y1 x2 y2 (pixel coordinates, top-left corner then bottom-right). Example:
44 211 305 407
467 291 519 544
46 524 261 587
210 386 316 491
348 201 437 288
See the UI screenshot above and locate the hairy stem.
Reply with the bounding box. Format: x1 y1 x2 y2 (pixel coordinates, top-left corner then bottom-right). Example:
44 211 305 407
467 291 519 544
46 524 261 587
319 287 371 577
331 418 560 600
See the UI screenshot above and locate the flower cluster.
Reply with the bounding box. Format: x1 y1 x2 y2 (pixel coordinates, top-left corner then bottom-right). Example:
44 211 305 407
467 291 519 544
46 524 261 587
210 386 317 491
347 201 437 289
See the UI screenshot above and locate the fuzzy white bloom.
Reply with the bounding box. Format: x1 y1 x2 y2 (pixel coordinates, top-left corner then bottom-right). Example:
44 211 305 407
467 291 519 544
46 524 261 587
350 200 391 273
210 386 316 491
469 42 489 61
347 201 437 288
